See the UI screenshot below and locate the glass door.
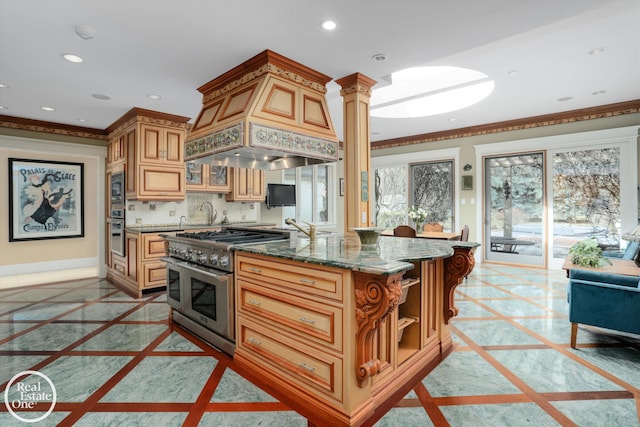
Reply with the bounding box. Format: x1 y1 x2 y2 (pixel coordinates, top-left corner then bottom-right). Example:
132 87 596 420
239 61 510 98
484 153 545 266
549 147 621 267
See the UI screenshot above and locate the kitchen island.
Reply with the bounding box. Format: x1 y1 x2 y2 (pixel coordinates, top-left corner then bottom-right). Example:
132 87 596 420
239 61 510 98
233 234 478 426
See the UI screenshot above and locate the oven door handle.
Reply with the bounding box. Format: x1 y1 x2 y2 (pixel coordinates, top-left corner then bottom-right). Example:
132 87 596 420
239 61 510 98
174 259 233 280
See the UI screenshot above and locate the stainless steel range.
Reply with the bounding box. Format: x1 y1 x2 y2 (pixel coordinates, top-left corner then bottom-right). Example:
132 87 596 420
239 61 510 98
162 227 290 355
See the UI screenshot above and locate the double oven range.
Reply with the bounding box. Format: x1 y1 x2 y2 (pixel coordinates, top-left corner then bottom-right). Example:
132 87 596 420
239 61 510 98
162 227 290 355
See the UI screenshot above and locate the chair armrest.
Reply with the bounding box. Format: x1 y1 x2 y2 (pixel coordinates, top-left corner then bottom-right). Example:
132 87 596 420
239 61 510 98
569 269 640 288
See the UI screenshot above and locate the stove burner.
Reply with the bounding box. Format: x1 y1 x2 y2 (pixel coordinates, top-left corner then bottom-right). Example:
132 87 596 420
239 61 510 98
174 230 285 244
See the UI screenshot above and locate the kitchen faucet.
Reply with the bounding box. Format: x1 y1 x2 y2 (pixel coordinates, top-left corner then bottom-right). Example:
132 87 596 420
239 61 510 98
285 218 316 242
200 201 217 225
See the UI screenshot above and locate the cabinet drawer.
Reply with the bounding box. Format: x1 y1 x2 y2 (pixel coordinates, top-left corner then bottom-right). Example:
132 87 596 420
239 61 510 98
238 280 342 351
112 256 127 276
142 261 166 289
237 255 343 301
238 317 342 402
142 234 167 261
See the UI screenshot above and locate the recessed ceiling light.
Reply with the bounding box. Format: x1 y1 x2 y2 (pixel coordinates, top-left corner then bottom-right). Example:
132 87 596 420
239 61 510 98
557 96 573 102
370 66 494 118
146 94 162 100
77 118 87 122
92 93 112 100
589 47 606 55
322 20 336 30
41 106 55 111
62 53 84 63
507 69 519 76
74 25 96 40
448 118 457 122
0 105 8 109
592 90 606 96
0 83 9 88
372 54 387 62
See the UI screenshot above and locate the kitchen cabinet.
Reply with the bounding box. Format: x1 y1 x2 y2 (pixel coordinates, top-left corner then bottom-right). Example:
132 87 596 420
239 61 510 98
106 108 190 201
186 164 231 193
107 231 168 298
232 240 477 427
226 168 264 201
235 253 346 404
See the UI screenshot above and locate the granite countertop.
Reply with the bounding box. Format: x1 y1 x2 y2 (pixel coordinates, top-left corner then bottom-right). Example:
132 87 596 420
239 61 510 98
234 234 479 275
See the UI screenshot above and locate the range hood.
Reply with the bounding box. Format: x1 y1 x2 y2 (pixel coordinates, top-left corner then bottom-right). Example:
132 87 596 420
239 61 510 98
185 50 339 170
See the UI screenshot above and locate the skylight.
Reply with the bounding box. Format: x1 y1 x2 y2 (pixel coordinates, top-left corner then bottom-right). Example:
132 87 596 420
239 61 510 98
370 66 494 118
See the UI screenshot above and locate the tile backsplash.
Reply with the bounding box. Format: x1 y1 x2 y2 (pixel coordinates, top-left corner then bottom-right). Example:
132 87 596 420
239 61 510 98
125 193 258 226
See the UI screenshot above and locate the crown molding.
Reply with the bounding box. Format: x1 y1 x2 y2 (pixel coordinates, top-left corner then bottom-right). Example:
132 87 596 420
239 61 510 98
371 99 640 150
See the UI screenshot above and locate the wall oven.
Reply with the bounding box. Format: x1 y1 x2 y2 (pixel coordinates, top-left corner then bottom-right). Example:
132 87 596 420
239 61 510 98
110 207 125 257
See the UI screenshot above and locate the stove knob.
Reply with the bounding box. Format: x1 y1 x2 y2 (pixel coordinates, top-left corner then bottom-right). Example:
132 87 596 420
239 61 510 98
179 249 188 258
208 254 219 265
198 254 208 264
219 255 230 268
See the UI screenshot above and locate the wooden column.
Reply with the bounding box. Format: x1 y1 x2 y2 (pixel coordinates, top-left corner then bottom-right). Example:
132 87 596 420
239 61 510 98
336 73 377 234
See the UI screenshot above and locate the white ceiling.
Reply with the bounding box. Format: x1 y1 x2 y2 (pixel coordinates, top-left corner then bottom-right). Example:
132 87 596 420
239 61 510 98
1 0 639 142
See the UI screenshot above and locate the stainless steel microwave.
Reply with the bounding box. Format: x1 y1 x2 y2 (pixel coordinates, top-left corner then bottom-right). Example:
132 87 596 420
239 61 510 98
111 171 125 205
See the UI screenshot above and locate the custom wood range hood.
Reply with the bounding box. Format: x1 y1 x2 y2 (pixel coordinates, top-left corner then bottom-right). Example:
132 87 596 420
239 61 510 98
185 50 339 170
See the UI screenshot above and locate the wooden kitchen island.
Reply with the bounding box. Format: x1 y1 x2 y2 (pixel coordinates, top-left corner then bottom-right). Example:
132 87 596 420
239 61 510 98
233 234 478 426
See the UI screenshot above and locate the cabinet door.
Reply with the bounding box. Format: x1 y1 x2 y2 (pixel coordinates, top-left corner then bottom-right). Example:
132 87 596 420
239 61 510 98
164 129 183 163
227 168 264 201
186 163 205 189
208 166 231 192
139 124 164 163
139 124 184 165
137 164 185 200
126 232 139 282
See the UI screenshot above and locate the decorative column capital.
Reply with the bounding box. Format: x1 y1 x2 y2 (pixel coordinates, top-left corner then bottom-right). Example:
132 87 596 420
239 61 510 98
336 73 377 97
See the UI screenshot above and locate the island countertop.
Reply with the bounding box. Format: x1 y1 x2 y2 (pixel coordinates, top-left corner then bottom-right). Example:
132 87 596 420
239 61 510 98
233 234 479 275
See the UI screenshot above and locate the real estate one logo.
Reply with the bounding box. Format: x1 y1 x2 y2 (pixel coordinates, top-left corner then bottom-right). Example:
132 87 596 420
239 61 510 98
4 370 57 423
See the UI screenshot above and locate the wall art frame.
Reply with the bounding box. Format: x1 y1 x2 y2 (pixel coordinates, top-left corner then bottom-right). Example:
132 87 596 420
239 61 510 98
9 158 85 241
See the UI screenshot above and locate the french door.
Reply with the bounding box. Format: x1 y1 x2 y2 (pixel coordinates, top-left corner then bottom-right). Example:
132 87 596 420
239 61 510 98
484 146 624 268
484 153 545 266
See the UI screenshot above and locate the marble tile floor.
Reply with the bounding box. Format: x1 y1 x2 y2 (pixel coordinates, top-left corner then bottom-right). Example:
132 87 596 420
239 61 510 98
1 264 639 426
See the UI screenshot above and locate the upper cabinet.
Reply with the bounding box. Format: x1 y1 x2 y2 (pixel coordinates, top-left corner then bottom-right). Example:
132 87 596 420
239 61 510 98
106 108 190 201
226 168 264 202
186 164 231 193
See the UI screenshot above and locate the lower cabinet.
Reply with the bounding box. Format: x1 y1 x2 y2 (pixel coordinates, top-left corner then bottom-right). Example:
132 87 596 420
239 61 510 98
235 253 346 405
107 231 168 298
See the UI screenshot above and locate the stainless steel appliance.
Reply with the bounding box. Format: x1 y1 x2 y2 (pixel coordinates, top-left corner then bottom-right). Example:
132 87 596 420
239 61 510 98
162 227 290 355
109 207 125 257
110 171 125 205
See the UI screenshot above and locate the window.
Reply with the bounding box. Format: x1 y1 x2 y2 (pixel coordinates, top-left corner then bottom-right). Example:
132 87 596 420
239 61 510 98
373 160 455 231
283 164 334 225
374 166 408 229
410 160 454 231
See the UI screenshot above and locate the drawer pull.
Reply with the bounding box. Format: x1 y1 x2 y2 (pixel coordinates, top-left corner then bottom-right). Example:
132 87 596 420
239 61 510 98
300 278 316 285
298 317 316 325
249 267 262 273
248 299 261 306
248 337 262 346
298 362 315 373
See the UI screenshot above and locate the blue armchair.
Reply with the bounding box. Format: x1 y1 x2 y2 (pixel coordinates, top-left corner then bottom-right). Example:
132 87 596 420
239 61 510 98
602 241 639 260
567 268 640 348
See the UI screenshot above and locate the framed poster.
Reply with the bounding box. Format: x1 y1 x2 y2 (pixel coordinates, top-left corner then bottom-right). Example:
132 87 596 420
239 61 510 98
9 158 84 241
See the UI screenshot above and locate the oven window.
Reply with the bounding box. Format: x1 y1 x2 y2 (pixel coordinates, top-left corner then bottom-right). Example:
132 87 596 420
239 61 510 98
168 268 181 303
191 277 217 321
